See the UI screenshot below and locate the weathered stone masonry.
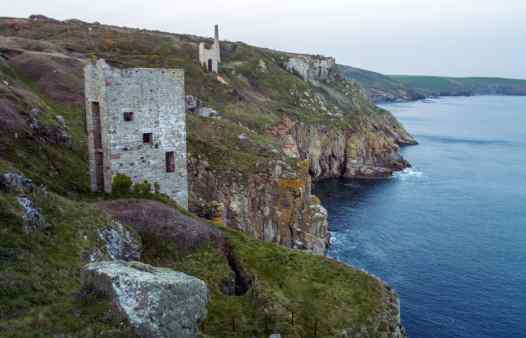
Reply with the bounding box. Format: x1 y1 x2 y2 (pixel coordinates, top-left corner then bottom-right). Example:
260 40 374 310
84 59 188 208
198 25 221 73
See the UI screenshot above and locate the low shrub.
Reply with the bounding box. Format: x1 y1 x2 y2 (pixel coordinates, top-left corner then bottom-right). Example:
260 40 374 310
111 174 132 196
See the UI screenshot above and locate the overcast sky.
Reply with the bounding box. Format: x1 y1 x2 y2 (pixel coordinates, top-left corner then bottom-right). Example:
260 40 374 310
2 0 525 78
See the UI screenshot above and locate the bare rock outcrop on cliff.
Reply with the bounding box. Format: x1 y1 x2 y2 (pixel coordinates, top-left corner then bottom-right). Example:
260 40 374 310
280 54 416 179
270 115 414 180
188 158 329 254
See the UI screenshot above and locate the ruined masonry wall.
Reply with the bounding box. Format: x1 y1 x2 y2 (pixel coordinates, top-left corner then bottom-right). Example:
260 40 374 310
84 60 188 208
198 25 221 73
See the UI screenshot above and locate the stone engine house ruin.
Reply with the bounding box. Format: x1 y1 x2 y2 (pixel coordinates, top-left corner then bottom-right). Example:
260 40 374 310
199 25 221 73
84 59 188 208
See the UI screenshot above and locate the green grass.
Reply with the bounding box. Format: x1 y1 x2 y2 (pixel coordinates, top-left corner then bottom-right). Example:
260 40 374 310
141 221 391 338
0 191 134 337
0 186 394 337
391 75 526 96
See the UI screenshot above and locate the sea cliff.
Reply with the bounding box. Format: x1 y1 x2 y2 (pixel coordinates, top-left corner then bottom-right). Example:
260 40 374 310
0 15 409 337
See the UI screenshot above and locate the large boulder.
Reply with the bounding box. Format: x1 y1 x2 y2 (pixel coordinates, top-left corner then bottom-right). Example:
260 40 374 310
82 261 208 338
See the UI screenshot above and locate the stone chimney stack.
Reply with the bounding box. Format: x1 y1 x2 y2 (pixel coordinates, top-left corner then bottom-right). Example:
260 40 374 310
214 24 219 42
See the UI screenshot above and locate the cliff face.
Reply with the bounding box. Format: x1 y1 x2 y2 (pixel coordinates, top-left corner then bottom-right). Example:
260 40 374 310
0 16 409 337
188 157 329 254
276 55 416 179
270 115 414 180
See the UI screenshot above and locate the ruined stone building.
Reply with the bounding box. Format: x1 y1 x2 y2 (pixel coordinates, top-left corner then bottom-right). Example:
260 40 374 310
198 25 221 73
84 59 188 208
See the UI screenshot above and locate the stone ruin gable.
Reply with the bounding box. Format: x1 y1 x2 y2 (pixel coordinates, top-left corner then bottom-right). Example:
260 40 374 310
198 25 221 73
286 54 337 83
84 59 188 209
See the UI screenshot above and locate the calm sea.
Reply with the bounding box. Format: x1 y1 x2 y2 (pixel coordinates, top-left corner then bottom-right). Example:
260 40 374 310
314 96 526 338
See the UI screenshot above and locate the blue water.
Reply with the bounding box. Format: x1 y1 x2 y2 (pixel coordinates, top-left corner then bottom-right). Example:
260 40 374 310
313 96 526 338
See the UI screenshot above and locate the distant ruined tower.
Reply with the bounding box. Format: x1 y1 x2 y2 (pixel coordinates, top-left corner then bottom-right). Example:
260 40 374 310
199 25 221 73
84 59 188 208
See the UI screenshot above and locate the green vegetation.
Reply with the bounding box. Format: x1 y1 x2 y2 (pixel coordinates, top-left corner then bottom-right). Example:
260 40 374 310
390 75 526 97
0 17 403 337
338 63 526 102
337 64 423 102
0 190 132 337
111 173 133 196
141 221 392 338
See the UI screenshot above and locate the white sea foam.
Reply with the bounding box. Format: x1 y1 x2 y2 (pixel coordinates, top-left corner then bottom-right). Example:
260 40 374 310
394 168 424 180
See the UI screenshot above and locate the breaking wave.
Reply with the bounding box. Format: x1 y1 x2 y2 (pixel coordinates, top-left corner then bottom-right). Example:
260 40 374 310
394 168 424 180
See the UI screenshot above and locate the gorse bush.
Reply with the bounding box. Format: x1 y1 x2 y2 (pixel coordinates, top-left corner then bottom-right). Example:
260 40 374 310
111 174 133 196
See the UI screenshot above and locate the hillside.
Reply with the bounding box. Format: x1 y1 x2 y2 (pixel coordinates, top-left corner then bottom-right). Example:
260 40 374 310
0 15 416 253
391 75 526 97
0 15 411 337
338 65 526 102
338 65 424 103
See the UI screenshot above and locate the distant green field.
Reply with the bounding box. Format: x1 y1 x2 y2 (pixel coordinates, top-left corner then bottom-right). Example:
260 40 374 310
390 75 526 96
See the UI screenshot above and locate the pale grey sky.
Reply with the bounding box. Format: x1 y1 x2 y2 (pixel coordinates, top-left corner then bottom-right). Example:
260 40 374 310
2 0 525 78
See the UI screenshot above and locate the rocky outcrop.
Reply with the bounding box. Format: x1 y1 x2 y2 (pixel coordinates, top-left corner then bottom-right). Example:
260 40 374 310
16 195 49 233
83 217 142 263
28 107 72 147
269 116 415 180
0 172 34 194
286 55 337 83
97 221 142 262
81 261 208 338
188 158 330 254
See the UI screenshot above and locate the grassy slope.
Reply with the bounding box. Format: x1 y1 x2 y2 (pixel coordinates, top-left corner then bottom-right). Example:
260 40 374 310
0 188 395 337
337 64 422 102
0 190 133 337
0 17 403 174
391 75 526 96
338 62 526 101
141 220 393 338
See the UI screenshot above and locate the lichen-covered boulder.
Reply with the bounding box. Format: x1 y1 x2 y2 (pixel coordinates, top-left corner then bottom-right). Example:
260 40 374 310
81 261 208 338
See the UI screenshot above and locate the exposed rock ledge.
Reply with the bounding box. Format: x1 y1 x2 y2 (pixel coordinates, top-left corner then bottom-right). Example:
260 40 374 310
270 116 416 180
188 158 330 254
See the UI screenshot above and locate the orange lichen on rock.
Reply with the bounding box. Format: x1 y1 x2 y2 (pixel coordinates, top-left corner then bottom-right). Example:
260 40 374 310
278 178 305 190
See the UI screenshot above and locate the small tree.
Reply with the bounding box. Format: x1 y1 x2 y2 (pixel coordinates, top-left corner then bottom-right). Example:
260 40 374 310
112 174 133 196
